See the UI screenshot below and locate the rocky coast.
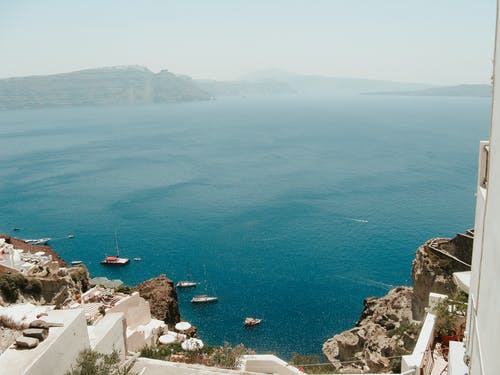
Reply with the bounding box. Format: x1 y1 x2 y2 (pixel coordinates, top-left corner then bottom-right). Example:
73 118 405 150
0 234 181 325
322 231 473 373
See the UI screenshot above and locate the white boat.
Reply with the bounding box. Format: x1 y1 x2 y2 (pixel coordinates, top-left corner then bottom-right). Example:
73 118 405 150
71 260 83 266
133 257 141 261
24 238 51 245
68 234 75 239
176 280 199 288
191 295 218 304
244 317 262 327
191 266 217 303
101 232 129 266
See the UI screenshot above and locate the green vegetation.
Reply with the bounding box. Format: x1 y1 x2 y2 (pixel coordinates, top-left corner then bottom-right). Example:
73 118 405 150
140 341 252 369
290 353 336 374
114 285 132 294
69 266 90 292
0 273 42 303
387 322 422 338
434 291 468 337
389 347 411 373
64 349 136 375
208 342 249 369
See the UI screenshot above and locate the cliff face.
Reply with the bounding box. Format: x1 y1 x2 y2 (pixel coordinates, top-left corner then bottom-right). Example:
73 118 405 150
322 232 473 373
412 234 472 320
323 287 415 373
0 264 90 308
132 274 180 325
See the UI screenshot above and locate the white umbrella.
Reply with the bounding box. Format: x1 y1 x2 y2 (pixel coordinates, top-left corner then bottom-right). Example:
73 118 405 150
181 338 204 351
175 321 192 331
158 334 176 345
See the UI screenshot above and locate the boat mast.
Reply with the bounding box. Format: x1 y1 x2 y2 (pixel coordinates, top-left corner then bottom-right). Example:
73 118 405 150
114 231 120 257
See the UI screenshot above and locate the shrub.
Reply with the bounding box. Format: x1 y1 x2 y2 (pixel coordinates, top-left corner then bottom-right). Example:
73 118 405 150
290 353 336 374
434 290 468 337
207 342 251 369
26 279 42 298
0 274 44 302
115 285 132 294
65 349 136 375
387 322 422 338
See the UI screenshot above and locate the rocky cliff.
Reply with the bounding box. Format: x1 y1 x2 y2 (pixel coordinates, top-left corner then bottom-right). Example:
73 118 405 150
1 236 181 328
0 263 90 308
323 287 416 373
132 274 181 325
322 231 473 373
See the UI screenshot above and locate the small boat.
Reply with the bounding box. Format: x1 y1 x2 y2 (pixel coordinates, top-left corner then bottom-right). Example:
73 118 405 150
191 295 218 304
190 266 217 303
12 227 21 231
133 257 141 261
101 256 130 265
71 260 83 266
68 234 75 239
176 280 199 288
244 317 262 327
24 238 51 245
101 232 130 266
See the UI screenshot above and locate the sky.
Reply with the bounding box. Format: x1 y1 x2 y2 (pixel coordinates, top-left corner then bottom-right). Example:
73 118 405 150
0 0 497 84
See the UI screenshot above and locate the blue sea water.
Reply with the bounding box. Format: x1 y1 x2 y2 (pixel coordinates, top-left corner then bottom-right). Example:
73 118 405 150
0 96 490 358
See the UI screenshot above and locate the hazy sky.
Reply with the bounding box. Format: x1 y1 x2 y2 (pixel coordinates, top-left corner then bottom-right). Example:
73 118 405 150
0 0 496 84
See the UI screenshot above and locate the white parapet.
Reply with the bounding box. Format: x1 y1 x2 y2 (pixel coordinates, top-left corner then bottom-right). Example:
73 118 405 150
133 357 255 375
242 354 304 375
0 309 90 375
453 271 471 294
88 312 127 358
448 341 468 375
401 312 436 375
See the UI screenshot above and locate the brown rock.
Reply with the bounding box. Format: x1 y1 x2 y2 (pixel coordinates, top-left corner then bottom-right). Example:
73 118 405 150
29 320 63 329
133 274 181 325
16 336 39 349
323 287 414 373
23 328 48 341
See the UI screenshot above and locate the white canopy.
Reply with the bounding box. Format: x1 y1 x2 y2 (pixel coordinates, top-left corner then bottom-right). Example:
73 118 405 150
175 321 192 331
158 334 177 345
181 338 204 351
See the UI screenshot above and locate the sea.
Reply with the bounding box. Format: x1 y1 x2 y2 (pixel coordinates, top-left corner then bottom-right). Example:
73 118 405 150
0 95 491 358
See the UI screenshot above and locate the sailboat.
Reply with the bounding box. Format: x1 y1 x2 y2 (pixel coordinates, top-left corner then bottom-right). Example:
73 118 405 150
176 280 200 289
177 269 200 289
191 267 218 303
100 232 130 266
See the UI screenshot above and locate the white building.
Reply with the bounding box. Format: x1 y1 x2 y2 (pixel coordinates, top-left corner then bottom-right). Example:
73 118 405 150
448 1 500 373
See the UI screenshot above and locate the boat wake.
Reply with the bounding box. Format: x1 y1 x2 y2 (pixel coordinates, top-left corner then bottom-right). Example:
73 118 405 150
336 275 395 291
346 218 369 223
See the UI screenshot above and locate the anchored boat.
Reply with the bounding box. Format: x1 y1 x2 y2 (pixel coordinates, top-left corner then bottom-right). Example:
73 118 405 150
191 295 218 304
101 232 129 266
24 238 51 245
244 317 262 327
191 266 217 303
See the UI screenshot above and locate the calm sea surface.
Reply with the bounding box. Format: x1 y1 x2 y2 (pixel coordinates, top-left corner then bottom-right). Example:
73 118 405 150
0 96 490 357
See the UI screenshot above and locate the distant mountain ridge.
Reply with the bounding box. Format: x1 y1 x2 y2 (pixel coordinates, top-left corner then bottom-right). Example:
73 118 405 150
241 69 433 96
362 84 492 98
0 66 488 109
0 66 211 109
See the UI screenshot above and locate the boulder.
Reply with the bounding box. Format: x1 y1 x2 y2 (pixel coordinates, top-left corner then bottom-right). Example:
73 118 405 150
23 328 48 341
133 274 181 325
16 336 39 349
29 320 63 329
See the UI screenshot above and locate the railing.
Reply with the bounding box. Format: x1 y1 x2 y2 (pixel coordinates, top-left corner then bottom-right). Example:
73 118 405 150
479 141 490 189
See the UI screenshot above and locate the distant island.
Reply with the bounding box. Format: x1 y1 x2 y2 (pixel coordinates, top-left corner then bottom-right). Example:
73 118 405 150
0 66 294 110
0 66 490 109
363 84 492 98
